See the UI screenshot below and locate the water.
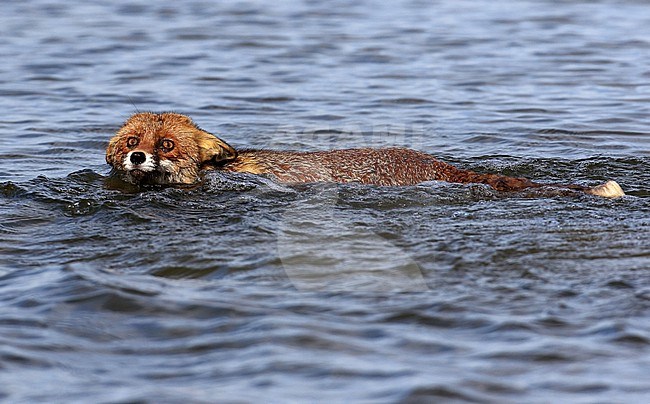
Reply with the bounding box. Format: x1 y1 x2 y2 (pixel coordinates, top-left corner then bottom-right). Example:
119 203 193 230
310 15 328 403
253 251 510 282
1 0 649 402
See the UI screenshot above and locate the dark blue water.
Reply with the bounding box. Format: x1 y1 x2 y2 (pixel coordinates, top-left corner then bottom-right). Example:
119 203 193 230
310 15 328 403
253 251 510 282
1 1 649 402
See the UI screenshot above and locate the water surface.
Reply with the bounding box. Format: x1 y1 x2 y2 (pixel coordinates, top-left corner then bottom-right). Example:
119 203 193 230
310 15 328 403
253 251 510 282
1 0 649 402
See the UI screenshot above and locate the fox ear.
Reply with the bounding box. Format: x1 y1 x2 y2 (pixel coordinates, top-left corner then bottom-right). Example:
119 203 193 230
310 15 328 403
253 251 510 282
105 136 118 166
194 130 238 165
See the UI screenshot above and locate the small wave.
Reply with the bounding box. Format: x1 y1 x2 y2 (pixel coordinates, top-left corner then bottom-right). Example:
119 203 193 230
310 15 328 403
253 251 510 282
0 181 27 198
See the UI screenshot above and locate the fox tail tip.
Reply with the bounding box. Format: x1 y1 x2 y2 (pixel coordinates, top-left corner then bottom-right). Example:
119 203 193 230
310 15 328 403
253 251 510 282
585 180 625 198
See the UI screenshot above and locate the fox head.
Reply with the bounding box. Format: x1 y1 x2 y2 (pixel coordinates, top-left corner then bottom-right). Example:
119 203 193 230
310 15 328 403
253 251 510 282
106 112 237 185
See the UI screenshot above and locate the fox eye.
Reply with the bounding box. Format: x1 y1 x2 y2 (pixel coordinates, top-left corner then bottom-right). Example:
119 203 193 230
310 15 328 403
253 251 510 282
160 139 175 152
126 137 139 148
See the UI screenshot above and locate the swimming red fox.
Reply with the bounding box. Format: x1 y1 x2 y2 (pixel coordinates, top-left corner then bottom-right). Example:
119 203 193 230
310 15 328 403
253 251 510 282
106 112 625 198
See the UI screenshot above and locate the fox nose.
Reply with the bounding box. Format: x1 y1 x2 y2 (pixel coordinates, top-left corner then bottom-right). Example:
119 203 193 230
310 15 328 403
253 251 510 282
130 152 146 165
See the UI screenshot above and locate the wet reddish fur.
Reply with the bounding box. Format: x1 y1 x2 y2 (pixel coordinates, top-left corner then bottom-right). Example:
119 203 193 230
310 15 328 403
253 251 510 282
224 148 550 191
107 113 620 196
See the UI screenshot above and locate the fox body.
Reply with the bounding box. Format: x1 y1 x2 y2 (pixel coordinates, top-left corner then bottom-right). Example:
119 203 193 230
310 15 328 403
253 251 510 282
106 112 624 198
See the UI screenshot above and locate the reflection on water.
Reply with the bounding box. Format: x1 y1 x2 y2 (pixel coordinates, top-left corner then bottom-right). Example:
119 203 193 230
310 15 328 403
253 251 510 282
1 0 649 402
